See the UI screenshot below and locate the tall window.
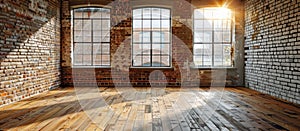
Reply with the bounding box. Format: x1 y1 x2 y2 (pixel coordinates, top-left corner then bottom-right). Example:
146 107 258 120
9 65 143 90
193 7 233 67
72 7 111 66
132 8 171 67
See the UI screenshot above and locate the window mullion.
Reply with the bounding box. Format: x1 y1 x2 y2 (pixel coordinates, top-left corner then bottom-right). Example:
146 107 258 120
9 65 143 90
212 18 214 67
91 19 94 66
150 8 153 67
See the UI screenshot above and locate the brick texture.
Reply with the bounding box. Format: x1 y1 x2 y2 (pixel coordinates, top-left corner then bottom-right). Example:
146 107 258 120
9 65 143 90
0 0 61 106
61 0 245 88
245 0 300 104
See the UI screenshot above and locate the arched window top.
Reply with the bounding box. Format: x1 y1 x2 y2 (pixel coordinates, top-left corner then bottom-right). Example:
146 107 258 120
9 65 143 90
194 7 232 20
73 7 110 19
132 7 170 19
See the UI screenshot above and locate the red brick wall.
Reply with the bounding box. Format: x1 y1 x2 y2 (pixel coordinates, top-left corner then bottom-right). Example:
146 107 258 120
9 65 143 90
61 0 245 87
0 0 61 106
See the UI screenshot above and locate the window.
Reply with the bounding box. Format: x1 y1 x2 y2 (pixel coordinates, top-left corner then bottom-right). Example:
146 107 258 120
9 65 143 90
72 7 111 66
193 8 233 67
132 8 171 67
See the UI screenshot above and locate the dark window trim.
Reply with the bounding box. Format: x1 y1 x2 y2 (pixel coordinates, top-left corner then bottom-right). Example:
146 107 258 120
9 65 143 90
72 7 111 67
193 8 234 68
131 7 172 68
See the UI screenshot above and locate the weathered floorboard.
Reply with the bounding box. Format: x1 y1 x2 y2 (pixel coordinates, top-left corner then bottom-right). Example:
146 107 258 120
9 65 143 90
0 87 299 131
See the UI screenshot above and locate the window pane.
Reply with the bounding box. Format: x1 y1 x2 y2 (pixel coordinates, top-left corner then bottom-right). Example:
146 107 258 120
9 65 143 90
161 44 170 55
102 55 110 62
93 59 101 65
93 36 101 42
74 11 82 18
223 20 231 31
214 20 223 30
82 44 92 55
93 30 101 42
102 20 110 30
102 30 110 36
194 9 203 19
102 30 110 42
161 56 170 66
162 32 170 42
143 8 151 18
194 31 204 42
132 44 142 55
194 44 203 56
82 55 92 65
152 32 162 43
152 56 161 66
142 55 151 66
102 61 110 66
133 20 142 29
142 32 150 42
74 30 82 42
102 44 110 54
133 9 142 19
223 44 232 66
90 9 102 18
93 30 101 36
203 9 213 18
152 20 161 29
203 31 212 42
74 20 82 30
152 44 161 53
214 31 223 42
161 9 170 19
133 56 142 66
203 20 212 30
194 20 204 30
161 20 170 29
143 20 151 30
214 45 223 66
193 56 202 66
82 9 91 18
133 32 141 42
223 31 231 42
214 31 231 42
82 20 91 30
214 44 231 66
93 44 101 55
152 8 161 19
102 8 110 18
74 43 83 54
74 54 82 65
142 44 151 54
194 44 212 66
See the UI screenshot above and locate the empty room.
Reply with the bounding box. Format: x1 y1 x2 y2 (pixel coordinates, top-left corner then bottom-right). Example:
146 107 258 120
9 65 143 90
0 0 299 130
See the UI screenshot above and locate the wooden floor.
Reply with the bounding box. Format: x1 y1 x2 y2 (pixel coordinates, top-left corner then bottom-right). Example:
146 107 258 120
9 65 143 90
0 87 299 131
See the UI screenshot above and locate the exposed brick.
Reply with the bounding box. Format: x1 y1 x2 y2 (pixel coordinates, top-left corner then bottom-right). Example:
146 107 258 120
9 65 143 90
0 0 61 106
245 0 300 104
60 0 245 88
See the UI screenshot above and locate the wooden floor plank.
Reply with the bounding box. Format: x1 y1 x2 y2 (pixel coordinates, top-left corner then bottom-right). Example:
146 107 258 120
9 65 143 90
0 87 299 131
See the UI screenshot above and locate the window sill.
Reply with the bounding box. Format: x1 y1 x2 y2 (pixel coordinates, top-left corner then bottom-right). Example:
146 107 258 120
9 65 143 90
72 66 111 69
190 66 237 70
130 67 174 70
